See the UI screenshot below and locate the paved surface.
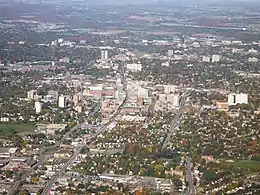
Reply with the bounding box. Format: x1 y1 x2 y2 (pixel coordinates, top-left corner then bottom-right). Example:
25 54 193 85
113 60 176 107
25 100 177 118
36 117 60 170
40 67 127 195
41 100 126 195
66 172 175 192
162 91 188 149
160 90 196 195
7 103 101 195
186 155 196 195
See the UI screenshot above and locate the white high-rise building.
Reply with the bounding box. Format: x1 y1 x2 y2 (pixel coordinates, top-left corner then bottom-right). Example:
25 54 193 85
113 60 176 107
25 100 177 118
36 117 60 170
101 50 108 61
168 50 174 57
57 38 64 44
73 93 79 106
212 55 220 63
58 96 66 108
228 93 248 106
173 95 180 107
202 56 211 63
35 101 42 113
228 94 236 106
137 87 149 98
27 90 37 100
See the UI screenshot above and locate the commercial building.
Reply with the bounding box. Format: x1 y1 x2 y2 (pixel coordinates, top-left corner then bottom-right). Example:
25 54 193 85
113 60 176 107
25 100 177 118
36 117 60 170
202 56 211 63
36 124 68 135
163 85 178 94
216 101 229 111
248 57 258 63
101 50 108 61
27 90 37 100
166 94 180 107
35 101 42 113
137 87 149 99
58 95 66 108
228 93 248 106
168 50 174 57
212 55 220 63
57 38 64 43
126 63 142 72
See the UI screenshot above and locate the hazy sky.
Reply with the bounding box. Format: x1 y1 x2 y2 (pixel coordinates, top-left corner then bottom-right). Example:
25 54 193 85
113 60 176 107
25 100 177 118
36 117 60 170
83 0 255 5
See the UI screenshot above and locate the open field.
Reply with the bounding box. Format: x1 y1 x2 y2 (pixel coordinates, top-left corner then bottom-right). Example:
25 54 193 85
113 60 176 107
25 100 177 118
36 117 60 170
230 160 260 171
0 123 36 134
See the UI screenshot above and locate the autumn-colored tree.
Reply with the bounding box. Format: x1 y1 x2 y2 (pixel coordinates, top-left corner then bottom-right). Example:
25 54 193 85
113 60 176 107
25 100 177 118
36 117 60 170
127 143 134 153
20 189 30 195
31 176 39 184
135 190 142 195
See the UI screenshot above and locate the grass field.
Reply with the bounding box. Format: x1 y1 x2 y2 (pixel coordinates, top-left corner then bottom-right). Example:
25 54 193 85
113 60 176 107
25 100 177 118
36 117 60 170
230 160 260 171
0 123 36 134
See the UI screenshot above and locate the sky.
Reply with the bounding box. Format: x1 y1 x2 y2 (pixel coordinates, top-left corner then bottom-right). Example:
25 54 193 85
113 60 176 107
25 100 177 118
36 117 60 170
82 0 255 5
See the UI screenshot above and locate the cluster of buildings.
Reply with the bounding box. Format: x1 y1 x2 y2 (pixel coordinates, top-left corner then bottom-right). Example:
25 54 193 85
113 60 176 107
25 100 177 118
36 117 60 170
216 93 248 111
27 89 84 114
155 85 181 111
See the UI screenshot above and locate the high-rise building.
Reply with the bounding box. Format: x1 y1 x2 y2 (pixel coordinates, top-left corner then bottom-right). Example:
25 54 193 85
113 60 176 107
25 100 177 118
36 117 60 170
168 50 174 57
0 68 3 102
58 95 66 108
35 101 42 113
27 90 37 100
137 87 149 99
202 56 211 63
57 38 64 44
212 55 220 63
228 93 248 106
73 93 79 106
48 90 59 100
101 50 108 61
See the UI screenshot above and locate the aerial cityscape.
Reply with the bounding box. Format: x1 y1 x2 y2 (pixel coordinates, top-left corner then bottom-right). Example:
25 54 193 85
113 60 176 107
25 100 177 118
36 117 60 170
0 0 260 194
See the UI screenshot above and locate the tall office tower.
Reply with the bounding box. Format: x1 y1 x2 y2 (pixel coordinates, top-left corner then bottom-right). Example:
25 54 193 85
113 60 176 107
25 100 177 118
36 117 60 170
27 90 37 100
228 93 248 106
168 50 174 57
202 56 211 63
101 50 108 61
35 101 42 113
212 55 220 63
58 95 66 108
0 69 3 101
73 93 79 106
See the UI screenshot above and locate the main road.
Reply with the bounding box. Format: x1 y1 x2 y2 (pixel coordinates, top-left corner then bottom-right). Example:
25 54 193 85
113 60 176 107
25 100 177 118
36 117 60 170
186 155 196 195
162 91 188 149
7 103 101 195
41 68 127 195
160 89 196 195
